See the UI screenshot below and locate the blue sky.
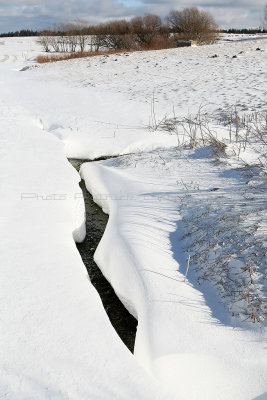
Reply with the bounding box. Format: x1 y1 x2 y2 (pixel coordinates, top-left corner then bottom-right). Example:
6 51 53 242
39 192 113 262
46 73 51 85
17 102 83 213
0 0 266 33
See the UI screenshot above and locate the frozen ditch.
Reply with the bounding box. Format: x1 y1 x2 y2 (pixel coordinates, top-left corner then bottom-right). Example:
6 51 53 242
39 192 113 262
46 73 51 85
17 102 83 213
69 158 137 353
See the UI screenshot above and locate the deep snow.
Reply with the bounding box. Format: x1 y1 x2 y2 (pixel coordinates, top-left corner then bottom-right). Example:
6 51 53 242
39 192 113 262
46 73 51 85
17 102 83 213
0 38 176 400
80 147 267 400
0 35 266 400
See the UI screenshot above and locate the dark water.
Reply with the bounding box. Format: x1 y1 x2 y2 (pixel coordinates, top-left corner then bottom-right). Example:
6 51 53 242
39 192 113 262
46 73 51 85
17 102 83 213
69 159 137 353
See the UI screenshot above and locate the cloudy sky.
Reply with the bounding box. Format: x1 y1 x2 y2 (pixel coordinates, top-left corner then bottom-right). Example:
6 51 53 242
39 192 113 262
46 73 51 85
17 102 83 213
0 0 266 33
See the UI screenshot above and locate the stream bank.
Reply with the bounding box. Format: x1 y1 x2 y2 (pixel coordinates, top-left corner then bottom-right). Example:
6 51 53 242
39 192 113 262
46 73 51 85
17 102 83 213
69 159 137 353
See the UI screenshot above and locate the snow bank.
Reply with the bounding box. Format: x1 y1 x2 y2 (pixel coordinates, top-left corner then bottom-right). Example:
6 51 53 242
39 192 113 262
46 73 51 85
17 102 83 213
81 149 267 400
0 89 175 399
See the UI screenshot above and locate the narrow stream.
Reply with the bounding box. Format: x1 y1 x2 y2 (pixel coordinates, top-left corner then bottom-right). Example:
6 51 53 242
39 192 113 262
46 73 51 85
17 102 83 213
69 159 137 353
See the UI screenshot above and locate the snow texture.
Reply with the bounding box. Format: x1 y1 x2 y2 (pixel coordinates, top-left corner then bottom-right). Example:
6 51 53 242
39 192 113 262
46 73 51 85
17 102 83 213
0 35 266 400
0 38 176 400
80 147 267 400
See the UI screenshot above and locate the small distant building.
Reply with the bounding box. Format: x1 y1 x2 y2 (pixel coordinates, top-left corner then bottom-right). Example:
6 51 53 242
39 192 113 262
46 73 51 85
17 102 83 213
176 40 192 47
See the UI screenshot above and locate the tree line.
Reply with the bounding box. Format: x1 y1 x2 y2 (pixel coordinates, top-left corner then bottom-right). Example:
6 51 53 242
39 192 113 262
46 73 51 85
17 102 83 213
0 29 38 37
222 28 267 34
38 7 219 53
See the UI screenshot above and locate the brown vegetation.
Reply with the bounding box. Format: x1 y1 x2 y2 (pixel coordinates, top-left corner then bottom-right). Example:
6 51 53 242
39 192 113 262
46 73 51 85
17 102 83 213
37 7 219 61
36 49 135 63
36 37 182 63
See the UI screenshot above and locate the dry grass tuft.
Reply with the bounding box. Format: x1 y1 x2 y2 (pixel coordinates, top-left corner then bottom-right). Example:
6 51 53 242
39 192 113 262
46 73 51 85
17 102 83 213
36 48 135 63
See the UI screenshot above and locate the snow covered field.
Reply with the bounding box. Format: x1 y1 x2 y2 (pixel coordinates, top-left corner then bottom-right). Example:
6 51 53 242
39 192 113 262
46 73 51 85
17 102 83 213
0 36 266 399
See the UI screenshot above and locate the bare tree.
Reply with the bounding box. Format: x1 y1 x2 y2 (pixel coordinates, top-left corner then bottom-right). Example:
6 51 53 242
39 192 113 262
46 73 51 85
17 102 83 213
38 22 89 53
105 19 129 35
90 34 106 51
130 14 162 46
77 34 87 52
167 7 218 44
37 7 218 56
37 31 52 52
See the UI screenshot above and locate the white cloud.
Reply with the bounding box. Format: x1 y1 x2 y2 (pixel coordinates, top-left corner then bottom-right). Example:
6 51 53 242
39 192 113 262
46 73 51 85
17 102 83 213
0 0 265 32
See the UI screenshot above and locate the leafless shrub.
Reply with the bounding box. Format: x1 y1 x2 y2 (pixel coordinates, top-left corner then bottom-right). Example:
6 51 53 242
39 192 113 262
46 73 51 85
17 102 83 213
103 34 135 50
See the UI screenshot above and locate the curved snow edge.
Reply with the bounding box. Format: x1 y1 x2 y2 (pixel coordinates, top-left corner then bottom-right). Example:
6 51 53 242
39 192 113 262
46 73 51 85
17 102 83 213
80 163 146 321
